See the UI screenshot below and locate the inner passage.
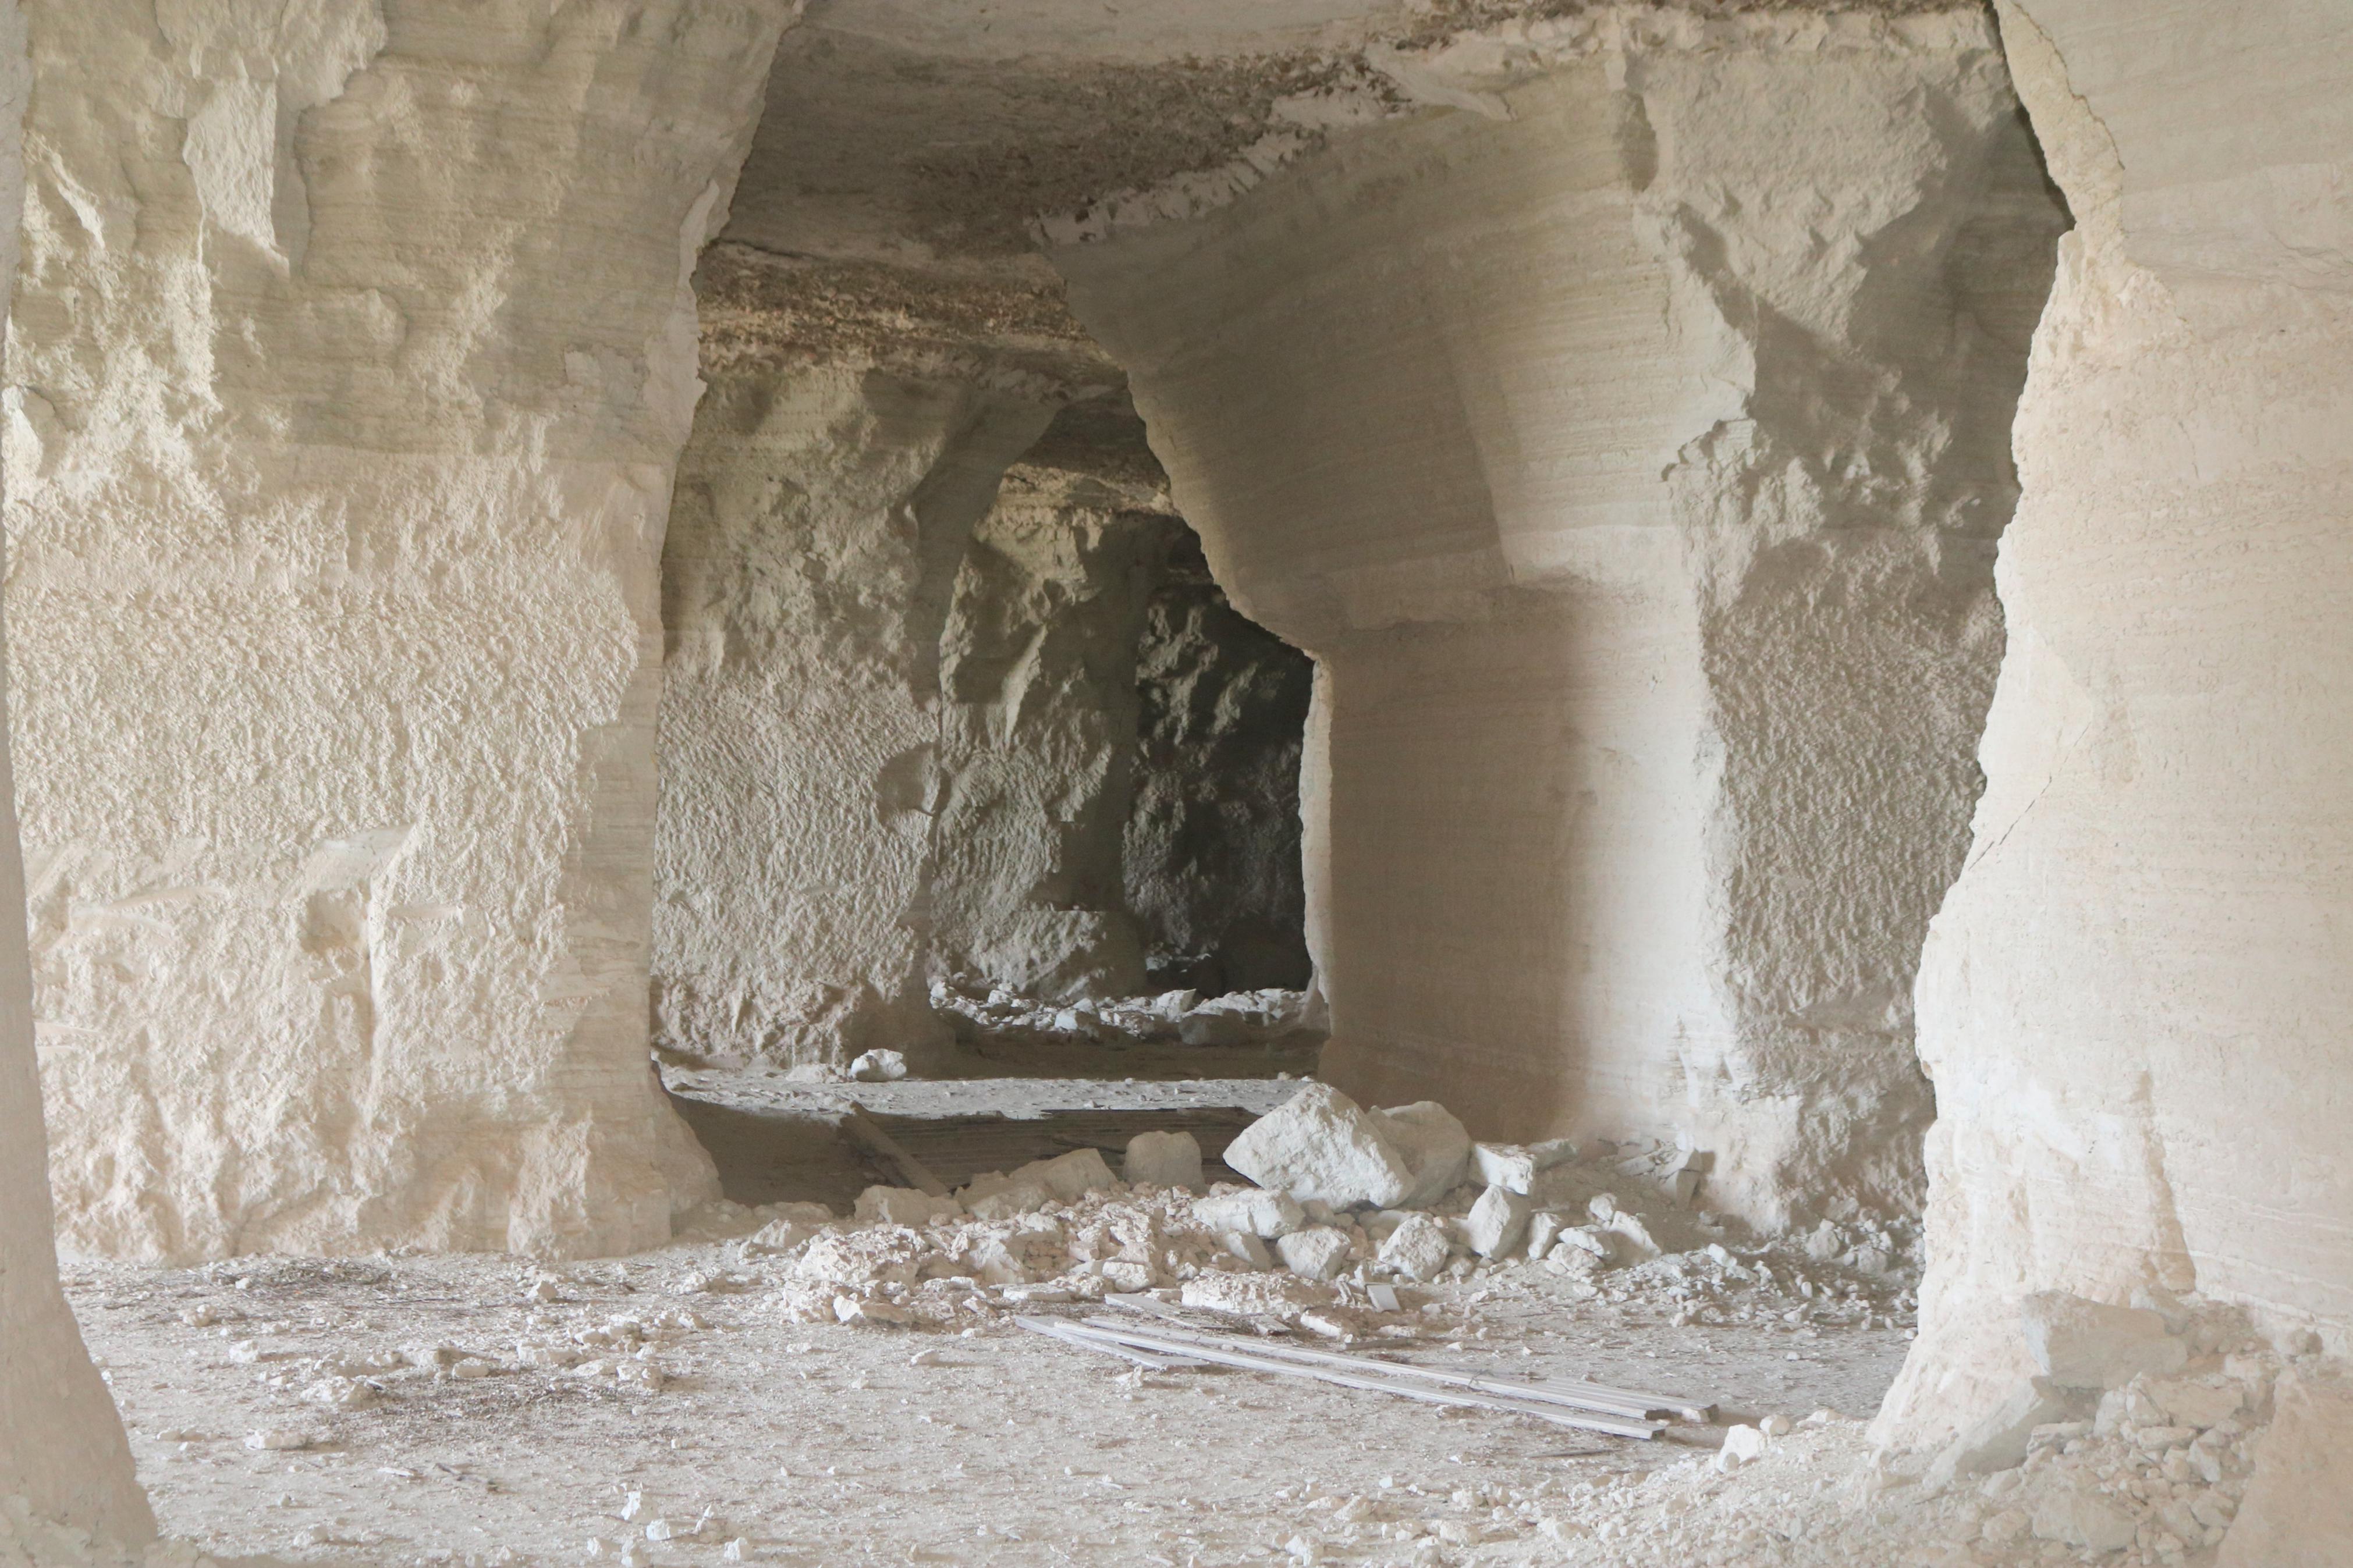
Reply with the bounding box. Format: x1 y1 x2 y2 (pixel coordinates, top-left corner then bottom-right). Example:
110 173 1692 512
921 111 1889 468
652 382 1321 1206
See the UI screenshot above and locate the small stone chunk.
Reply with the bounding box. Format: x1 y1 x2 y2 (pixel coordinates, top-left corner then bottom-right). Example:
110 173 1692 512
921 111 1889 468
2031 1486 2136 1553
847 1048 908 1082
2022 1291 2188 1389
1276 1226 1354 1282
1378 1214 1452 1282
1123 1130 1204 1191
1470 1143 1538 1196
853 1186 962 1227
1193 1189 1307 1239
1715 1424 1768 1471
1220 1231 1273 1271
1464 1185 1532 1260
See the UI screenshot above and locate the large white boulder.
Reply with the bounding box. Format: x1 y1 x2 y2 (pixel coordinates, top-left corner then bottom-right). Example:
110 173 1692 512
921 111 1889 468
1222 1083 1414 1210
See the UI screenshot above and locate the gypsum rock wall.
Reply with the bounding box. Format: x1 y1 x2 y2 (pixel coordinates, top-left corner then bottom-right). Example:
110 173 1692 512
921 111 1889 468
931 398 1314 1001
1123 528 1315 996
1058 9 2067 1229
0 0 150 1541
927 399 1182 1002
1874 0 2353 1487
653 367 1053 1067
656 381 1315 1061
6 0 793 1263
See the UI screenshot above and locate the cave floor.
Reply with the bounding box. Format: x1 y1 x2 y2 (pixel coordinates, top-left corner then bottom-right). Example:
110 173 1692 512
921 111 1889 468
58 1241 1994 1568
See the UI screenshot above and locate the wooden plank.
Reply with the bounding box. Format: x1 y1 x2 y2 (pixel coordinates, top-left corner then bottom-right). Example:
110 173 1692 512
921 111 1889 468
839 1108 950 1197
1076 1315 1697 1426
1041 1318 1663 1439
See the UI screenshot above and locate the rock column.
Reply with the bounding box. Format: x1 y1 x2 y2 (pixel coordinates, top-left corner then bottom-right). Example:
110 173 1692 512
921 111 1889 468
1878 0 2353 1458
0 0 150 1538
8 0 793 1260
1060 13 2065 1225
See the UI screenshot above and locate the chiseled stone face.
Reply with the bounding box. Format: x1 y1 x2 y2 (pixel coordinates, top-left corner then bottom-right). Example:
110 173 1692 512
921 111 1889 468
6 0 793 1261
1878 0 2353 1464
1058 11 2067 1230
0 0 152 1541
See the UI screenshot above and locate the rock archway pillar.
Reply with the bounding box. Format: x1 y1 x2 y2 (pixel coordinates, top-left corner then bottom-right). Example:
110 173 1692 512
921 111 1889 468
1060 16 2065 1226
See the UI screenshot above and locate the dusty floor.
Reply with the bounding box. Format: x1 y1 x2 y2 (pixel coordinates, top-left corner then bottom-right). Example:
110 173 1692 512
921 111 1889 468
66 1240 1914 1568
54 1071 2272 1568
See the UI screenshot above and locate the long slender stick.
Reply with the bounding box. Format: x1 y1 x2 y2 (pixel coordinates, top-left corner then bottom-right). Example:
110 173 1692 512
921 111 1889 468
1024 1317 1662 1439
1092 1306 1709 1423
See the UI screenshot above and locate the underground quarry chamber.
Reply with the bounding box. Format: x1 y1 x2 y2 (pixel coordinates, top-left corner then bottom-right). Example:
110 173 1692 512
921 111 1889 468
1 2 2349 1565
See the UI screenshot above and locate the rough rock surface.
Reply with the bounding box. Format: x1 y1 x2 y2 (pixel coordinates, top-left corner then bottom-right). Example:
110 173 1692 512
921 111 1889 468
8 0 792 1260
0 0 150 1541
655 379 1311 1064
1222 1082 1413 1210
1057 8 2068 1228
652 365 1050 1068
1878 0 2353 1474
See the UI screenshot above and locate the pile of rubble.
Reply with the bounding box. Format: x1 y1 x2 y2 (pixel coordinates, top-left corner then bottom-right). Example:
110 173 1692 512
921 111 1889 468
670 1082 1917 1343
928 978 1318 1050
1860 1293 2307 1566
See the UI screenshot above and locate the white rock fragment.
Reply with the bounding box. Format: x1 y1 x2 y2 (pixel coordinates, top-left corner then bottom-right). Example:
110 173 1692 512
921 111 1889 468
1525 1210 1568 1261
1470 1143 1537 1195
245 1428 313 1452
1193 1189 1307 1239
833 1297 913 1326
2022 1291 2188 1389
1276 1226 1354 1282
1603 1210 1662 1260
2147 1375 2244 1429
2031 1485 2136 1553
1012 1148 1121 1203
847 1048 908 1082
1370 1102 1471 1206
1464 1185 1532 1260
1378 1214 1453 1282
853 1186 962 1227
1223 1083 1414 1209
1220 1231 1274 1271
1715 1424 1769 1471
741 1219 816 1256
956 1172 1052 1221
1923 1377 2081 1490
1123 1130 1204 1191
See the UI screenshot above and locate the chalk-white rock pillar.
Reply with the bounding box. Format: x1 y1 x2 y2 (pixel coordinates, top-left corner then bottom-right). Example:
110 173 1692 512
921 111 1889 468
0 0 149 1539
7 0 793 1260
1061 15 2064 1225
1878 0 2353 1460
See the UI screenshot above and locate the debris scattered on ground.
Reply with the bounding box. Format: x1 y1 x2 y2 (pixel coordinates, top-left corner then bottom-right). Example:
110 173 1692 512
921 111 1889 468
931 980 1318 1052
